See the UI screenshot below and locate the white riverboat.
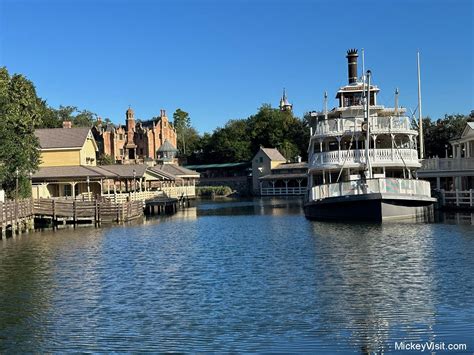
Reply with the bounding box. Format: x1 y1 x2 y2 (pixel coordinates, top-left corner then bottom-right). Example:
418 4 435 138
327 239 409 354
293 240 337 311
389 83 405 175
304 49 436 222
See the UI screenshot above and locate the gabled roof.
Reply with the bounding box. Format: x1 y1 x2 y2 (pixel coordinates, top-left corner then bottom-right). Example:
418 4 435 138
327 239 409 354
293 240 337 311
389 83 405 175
450 122 474 143
150 164 200 178
32 165 116 180
272 162 308 170
260 147 286 161
35 127 94 150
98 164 148 179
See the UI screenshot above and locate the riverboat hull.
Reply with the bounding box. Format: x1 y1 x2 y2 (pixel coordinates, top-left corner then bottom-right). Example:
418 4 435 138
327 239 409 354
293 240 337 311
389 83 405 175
304 193 436 222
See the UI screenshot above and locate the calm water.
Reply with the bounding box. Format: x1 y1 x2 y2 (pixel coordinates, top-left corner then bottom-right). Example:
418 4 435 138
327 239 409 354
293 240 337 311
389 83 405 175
0 198 473 353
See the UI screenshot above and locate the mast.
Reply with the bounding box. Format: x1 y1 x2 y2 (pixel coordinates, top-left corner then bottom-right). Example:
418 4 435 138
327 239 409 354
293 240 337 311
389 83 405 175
395 88 399 116
417 51 424 159
365 70 372 179
361 48 365 84
324 91 328 120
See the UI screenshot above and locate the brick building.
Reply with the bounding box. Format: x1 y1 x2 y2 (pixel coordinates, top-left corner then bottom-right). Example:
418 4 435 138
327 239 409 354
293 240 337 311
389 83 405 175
93 108 177 164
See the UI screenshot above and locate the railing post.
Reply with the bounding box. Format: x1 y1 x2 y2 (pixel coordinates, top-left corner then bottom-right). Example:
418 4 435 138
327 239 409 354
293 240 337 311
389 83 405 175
455 189 459 206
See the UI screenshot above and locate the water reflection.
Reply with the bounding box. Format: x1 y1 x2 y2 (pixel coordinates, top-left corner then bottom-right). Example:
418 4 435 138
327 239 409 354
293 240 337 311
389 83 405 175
309 223 440 353
437 211 474 225
0 199 473 352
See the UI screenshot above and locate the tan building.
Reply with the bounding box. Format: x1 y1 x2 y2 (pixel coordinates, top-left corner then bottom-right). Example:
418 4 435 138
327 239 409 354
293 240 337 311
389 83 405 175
93 108 178 164
35 126 98 167
251 147 287 193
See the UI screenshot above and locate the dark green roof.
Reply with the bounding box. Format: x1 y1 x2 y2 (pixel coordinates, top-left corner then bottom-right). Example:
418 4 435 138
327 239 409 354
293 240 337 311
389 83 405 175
184 162 250 170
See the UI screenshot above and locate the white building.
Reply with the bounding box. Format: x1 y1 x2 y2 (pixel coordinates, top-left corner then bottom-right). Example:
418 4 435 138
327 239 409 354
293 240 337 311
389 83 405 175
418 122 474 191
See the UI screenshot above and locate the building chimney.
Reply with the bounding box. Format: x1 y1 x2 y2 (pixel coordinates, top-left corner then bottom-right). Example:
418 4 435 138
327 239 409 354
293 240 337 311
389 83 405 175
63 120 72 129
346 49 358 84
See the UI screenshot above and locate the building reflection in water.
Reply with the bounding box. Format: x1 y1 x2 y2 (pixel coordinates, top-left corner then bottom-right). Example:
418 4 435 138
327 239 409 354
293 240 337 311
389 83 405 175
309 222 437 353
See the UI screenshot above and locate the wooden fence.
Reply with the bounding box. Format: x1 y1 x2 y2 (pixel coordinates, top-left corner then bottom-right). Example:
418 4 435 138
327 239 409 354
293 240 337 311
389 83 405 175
1 199 34 236
440 189 474 208
33 198 144 224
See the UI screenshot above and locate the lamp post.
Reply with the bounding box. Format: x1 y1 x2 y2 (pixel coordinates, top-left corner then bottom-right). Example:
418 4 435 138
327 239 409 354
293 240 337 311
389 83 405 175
445 144 448 159
15 167 19 201
133 169 137 198
86 176 90 201
29 171 33 198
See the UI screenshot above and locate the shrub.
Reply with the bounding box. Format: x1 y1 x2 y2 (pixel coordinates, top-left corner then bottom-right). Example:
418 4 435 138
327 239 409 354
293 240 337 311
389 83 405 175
196 186 233 197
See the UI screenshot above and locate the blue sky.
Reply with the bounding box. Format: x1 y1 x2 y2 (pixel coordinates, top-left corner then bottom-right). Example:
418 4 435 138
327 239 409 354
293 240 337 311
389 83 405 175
1 0 472 133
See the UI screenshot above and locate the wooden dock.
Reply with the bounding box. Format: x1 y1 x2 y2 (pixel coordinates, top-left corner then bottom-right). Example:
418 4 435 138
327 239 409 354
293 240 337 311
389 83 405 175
1 199 34 237
1 195 185 238
33 198 144 226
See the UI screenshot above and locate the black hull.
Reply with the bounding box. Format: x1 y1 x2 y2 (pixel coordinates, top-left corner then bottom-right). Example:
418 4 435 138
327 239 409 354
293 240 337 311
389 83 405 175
304 193 435 222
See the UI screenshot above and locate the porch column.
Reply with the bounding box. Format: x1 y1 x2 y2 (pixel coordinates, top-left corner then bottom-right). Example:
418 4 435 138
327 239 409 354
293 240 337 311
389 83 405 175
259 181 263 195
72 182 76 198
337 137 341 162
372 135 377 161
284 180 289 194
436 177 441 190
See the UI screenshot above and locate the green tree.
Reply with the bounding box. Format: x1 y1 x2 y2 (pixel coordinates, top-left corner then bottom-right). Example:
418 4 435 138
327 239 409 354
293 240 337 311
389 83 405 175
206 119 252 163
247 104 309 161
173 108 191 155
0 67 43 198
414 114 469 158
97 153 115 165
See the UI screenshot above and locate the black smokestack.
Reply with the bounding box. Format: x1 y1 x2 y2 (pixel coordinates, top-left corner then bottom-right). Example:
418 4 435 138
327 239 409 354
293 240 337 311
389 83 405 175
346 49 358 84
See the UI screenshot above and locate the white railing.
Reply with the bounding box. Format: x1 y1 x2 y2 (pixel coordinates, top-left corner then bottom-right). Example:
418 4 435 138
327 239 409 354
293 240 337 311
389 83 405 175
102 190 164 203
312 116 413 136
310 148 419 167
309 178 431 201
420 158 474 171
261 187 306 196
440 189 474 207
161 185 196 198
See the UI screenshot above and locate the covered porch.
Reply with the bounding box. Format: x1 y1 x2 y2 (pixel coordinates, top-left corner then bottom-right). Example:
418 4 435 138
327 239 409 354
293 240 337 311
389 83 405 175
259 173 307 196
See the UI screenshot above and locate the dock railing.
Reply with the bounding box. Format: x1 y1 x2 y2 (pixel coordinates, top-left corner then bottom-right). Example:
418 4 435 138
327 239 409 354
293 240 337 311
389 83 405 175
309 178 432 201
33 198 143 223
1 198 34 235
261 187 306 196
101 190 164 203
440 189 474 208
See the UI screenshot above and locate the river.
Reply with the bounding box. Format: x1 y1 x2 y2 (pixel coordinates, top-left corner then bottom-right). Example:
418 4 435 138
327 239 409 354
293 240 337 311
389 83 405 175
0 198 473 353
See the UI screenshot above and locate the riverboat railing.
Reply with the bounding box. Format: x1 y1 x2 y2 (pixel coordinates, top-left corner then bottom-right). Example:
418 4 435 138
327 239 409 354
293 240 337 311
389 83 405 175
309 178 432 201
310 148 419 167
312 116 413 136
